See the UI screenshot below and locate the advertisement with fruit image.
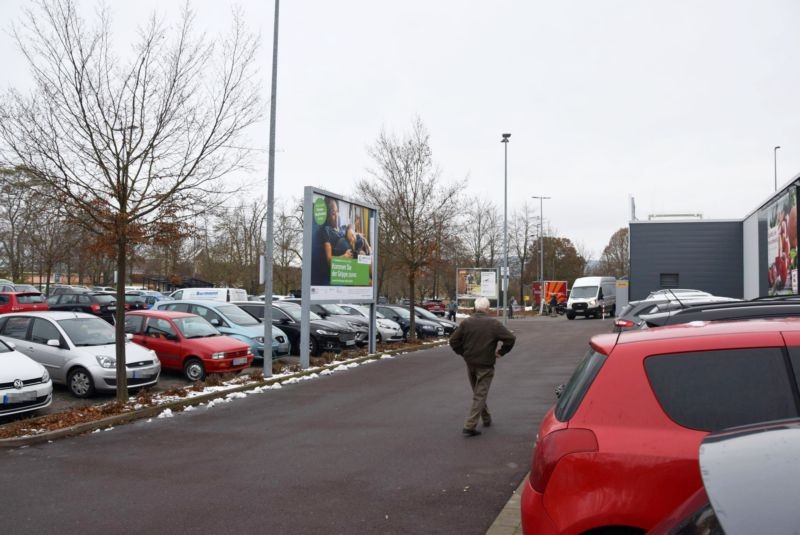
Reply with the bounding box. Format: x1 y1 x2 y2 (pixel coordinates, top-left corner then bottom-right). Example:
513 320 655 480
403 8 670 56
766 187 797 296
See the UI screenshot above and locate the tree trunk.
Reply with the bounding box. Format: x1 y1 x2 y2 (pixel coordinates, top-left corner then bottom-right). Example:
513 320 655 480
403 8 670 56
408 271 416 340
115 235 128 403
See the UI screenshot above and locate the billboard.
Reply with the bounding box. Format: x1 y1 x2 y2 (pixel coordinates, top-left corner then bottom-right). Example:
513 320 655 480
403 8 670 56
307 190 377 301
765 187 798 296
543 281 568 304
457 268 497 299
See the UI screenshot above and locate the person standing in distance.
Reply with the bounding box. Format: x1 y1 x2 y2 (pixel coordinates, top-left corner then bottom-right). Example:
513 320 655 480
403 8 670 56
449 297 516 437
447 299 458 322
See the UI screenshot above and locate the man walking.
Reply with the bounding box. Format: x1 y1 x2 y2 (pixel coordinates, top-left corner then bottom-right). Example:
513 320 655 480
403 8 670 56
449 297 516 437
447 299 458 322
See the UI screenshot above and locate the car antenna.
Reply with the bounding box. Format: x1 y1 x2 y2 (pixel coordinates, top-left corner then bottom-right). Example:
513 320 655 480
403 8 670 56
663 289 687 326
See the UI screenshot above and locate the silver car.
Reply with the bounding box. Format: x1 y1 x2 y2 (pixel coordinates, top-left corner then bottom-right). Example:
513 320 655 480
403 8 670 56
0 312 161 398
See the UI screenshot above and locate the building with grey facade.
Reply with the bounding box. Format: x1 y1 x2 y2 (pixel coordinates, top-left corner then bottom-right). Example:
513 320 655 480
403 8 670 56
629 175 798 301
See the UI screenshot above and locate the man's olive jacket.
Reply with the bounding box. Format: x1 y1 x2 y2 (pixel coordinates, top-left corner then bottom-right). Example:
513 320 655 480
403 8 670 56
449 311 516 367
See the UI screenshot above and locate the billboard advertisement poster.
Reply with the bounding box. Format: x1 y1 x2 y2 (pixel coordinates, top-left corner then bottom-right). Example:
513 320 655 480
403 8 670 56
543 281 568 304
308 192 376 301
457 268 497 299
765 187 797 296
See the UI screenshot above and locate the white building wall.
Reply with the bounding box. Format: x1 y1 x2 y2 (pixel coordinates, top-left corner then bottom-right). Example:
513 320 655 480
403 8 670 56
742 212 760 299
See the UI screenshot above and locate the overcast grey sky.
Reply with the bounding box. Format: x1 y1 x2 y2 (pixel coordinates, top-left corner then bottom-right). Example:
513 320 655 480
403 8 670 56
2 0 799 258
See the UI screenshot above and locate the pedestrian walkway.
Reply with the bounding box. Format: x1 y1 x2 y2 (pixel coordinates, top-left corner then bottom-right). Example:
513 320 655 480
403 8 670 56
485 477 526 534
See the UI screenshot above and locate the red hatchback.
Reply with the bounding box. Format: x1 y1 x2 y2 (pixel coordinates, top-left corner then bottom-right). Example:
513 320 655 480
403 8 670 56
521 318 800 534
0 292 48 314
124 310 253 381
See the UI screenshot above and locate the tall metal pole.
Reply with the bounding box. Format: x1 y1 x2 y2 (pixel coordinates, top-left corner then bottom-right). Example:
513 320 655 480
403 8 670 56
774 146 781 191
532 195 550 313
501 133 511 325
262 0 280 378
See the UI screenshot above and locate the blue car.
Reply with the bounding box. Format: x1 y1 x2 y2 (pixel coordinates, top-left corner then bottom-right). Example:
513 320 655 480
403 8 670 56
154 300 290 359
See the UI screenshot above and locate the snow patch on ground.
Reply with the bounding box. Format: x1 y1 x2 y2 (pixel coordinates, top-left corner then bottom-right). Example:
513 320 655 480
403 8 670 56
226 392 247 400
319 369 333 376
158 409 174 419
332 365 349 372
380 354 394 359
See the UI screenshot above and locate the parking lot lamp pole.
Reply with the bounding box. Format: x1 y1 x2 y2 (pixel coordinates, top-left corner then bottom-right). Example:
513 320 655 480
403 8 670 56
531 196 550 314
263 0 280 378
774 146 781 191
501 133 511 325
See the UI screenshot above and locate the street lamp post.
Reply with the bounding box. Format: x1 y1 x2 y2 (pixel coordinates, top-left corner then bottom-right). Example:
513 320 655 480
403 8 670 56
263 0 280 377
531 195 550 314
774 146 781 191
501 133 511 326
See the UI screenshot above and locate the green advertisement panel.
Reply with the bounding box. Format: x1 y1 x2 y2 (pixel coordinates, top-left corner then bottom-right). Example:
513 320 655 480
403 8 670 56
309 191 376 301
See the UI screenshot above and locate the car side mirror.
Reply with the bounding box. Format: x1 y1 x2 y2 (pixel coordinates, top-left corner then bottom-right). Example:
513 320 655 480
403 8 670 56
168 334 179 341
210 319 220 326
280 318 290 325
555 383 565 399
126 333 134 340
47 339 60 347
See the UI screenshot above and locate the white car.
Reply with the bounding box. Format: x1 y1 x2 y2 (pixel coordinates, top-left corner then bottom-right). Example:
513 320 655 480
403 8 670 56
0 339 53 417
340 304 405 343
0 312 161 398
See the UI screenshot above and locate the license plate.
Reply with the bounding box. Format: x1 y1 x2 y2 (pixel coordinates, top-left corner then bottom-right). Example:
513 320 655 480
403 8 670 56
131 371 150 379
4 391 36 403
345 340 355 346
232 357 248 366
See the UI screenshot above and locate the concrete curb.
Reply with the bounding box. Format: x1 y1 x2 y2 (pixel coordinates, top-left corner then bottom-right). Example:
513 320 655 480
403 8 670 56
0 339 451 449
485 475 526 535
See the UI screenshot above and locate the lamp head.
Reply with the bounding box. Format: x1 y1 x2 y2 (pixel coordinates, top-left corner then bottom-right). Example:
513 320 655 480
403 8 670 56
775 146 781 150
501 133 511 143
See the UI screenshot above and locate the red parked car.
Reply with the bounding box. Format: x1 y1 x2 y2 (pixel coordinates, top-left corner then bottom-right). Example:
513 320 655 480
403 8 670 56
124 310 253 381
0 292 49 314
521 318 800 534
421 299 446 316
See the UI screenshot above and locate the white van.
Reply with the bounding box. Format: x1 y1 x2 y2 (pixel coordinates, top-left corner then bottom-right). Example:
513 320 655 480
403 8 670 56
566 276 616 319
168 287 248 302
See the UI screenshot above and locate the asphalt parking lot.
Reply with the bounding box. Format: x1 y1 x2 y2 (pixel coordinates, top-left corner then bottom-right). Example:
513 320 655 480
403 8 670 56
4 315 610 534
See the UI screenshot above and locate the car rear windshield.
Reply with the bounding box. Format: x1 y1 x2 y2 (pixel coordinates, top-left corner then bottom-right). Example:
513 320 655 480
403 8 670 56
645 348 799 432
17 293 45 304
555 349 607 422
93 295 116 304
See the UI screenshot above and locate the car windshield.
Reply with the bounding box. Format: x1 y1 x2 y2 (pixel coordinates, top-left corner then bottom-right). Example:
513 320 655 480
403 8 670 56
277 304 322 321
415 307 439 320
349 305 385 319
124 295 142 303
58 317 116 346
17 293 45 304
174 316 220 338
320 304 348 315
391 307 411 319
217 304 259 326
14 285 39 293
570 286 598 299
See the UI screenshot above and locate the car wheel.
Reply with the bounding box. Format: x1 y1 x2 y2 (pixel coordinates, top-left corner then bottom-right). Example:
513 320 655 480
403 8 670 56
376 332 383 343
67 367 95 398
309 336 319 356
183 358 206 382
566 311 576 320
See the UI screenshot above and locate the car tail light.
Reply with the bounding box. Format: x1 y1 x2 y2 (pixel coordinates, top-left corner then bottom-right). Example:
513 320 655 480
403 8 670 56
530 428 598 493
614 319 634 328
90 303 101 312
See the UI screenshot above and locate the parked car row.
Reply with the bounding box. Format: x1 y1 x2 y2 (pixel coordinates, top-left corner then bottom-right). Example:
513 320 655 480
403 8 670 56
522 299 800 533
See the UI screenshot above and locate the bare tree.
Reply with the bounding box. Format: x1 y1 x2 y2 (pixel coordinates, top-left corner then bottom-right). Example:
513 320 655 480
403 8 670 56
357 119 462 338
0 167 40 281
273 199 303 294
462 198 498 268
510 202 536 303
0 1 261 400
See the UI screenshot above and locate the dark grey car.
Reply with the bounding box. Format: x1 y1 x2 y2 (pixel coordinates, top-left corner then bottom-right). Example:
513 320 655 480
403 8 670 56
283 299 370 346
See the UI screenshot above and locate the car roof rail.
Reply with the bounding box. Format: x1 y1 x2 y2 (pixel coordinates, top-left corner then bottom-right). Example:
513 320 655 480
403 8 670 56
642 300 800 327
